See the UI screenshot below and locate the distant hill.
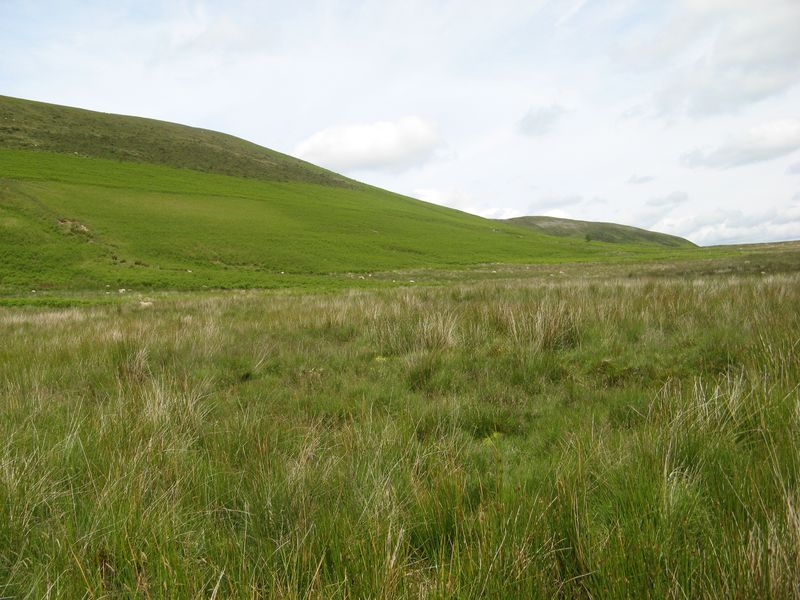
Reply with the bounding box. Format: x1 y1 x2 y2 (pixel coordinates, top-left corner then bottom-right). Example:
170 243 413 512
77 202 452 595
0 96 697 292
503 216 695 248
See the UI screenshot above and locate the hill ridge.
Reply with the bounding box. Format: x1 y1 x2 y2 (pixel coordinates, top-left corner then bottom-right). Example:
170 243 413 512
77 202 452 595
0 94 354 187
503 215 695 248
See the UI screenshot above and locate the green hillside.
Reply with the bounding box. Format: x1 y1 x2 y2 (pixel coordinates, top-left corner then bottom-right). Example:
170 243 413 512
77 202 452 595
0 95 351 186
504 216 695 247
0 96 695 293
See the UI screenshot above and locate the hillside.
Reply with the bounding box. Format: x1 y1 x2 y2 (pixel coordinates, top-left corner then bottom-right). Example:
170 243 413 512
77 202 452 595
0 95 351 187
504 216 695 248
0 96 696 293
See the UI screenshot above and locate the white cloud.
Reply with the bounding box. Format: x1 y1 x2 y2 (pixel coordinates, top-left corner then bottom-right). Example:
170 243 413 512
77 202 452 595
532 195 584 212
635 191 690 228
657 203 800 245
556 0 590 27
647 191 688 207
787 162 800 175
294 117 441 173
413 188 520 220
628 174 654 184
645 0 800 116
681 119 800 168
518 105 568 136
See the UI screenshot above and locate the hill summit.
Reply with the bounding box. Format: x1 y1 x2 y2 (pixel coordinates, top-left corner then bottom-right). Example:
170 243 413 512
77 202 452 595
0 95 352 186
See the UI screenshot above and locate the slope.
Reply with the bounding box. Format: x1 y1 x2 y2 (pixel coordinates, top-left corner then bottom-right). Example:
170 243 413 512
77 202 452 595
0 96 696 292
504 216 695 248
0 95 351 187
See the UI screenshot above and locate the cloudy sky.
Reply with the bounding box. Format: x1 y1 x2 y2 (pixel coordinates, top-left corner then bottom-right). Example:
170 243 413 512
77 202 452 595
2 0 799 245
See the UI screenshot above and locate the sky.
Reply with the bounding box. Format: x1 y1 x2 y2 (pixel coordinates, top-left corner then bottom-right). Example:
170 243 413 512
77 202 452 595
2 0 799 245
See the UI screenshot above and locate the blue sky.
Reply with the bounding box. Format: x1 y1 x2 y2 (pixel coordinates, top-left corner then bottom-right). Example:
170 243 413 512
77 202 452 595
2 0 800 245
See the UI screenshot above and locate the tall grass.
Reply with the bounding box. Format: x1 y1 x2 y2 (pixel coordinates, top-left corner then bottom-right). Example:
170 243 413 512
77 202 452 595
1 274 798 597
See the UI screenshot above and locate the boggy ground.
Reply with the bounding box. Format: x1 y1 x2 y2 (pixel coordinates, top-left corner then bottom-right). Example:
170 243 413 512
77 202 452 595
1 268 799 598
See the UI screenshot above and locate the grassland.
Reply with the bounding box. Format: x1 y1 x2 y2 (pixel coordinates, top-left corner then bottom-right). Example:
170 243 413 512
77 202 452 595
1 95 709 296
0 147 703 295
2 253 799 597
3 95 798 597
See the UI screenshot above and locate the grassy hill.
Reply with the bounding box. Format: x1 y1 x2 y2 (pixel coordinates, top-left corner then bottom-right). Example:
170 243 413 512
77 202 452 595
0 96 696 293
504 216 695 248
0 95 352 186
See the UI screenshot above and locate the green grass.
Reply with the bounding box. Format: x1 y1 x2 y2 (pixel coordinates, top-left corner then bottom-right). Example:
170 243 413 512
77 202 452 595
3 95 798 597
0 147 701 293
1 260 799 597
0 95 708 294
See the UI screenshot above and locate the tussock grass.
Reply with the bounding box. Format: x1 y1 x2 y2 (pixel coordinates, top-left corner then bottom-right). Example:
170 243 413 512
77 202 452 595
1 273 799 597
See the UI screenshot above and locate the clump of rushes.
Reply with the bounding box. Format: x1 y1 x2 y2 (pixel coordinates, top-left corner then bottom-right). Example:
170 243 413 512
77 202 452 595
1 271 798 597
